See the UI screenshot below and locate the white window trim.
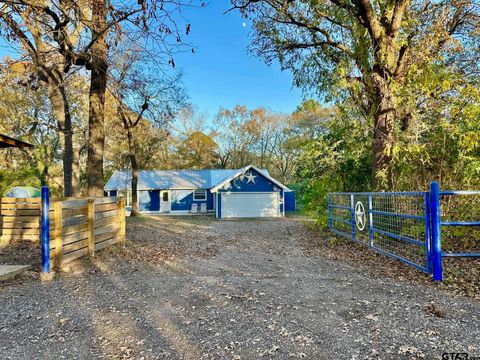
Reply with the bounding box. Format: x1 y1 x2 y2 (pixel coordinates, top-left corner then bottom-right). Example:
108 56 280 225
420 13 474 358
117 190 132 207
193 189 207 201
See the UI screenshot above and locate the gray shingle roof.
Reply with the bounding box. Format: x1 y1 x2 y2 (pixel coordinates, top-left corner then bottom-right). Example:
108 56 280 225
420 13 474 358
104 169 266 191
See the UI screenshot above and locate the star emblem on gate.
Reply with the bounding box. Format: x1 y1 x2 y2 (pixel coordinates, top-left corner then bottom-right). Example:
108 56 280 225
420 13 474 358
355 201 366 231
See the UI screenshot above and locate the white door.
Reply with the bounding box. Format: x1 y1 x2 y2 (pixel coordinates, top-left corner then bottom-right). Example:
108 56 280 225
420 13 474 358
221 192 279 218
160 190 171 213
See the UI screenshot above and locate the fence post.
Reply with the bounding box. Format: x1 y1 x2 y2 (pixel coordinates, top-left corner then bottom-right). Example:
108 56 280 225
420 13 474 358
368 195 374 247
119 198 126 246
327 194 331 229
87 199 95 257
430 181 443 281
350 194 356 240
40 186 50 273
53 201 63 270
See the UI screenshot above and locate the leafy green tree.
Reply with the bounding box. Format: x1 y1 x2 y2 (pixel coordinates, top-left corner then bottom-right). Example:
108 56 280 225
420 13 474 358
394 79 480 189
230 0 479 189
178 131 219 168
0 61 62 194
293 100 371 216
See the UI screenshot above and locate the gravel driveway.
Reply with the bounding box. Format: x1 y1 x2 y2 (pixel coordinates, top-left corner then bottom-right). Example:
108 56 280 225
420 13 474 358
1 216 479 359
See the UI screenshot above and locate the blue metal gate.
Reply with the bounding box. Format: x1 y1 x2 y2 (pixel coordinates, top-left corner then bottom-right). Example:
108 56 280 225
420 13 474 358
327 182 479 281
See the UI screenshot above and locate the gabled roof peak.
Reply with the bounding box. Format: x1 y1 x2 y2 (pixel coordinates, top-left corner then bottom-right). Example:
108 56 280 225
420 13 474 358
209 164 290 193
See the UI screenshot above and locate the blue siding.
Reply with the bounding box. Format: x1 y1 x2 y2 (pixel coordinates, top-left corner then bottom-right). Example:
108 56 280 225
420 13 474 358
171 189 214 212
285 191 296 212
218 168 280 193
139 190 160 211
206 190 214 210
150 191 160 211
171 190 192 211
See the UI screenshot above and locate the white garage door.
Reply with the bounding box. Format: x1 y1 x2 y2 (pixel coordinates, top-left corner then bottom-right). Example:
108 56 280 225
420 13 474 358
221 192 280 218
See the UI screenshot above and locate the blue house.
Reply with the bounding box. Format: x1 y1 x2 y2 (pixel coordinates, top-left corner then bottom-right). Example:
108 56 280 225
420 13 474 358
104 165 295 219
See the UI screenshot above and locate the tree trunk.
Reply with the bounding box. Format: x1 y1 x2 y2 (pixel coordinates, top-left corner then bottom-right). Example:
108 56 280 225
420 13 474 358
86 0 108 197
72 143 81 196
63 101 76 196
124 121 141 217
46 76 76 197
372 71 396 190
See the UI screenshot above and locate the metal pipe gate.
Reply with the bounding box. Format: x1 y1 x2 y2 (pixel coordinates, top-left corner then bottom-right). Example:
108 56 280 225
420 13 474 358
327 181 480 281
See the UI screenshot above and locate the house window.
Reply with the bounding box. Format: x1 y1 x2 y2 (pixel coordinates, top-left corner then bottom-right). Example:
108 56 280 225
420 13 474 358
118 190 132 206
193 189 207 201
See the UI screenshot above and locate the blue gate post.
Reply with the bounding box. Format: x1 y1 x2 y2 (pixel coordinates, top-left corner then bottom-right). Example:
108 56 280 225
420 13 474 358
41 186 50 273
429 181 443 281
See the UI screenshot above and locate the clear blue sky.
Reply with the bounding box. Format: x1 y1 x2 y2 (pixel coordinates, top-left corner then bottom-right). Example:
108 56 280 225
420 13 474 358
175 2 304 119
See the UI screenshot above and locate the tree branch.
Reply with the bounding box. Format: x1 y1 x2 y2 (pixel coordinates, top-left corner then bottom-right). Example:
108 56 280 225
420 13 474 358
389 0 410 36
0 11 37 56
354 0 383 41
272 13 352 55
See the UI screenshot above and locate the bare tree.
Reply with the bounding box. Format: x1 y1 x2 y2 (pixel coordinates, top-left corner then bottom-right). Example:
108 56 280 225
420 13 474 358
110 48 187 215
1 0 201 195
0 8 82 196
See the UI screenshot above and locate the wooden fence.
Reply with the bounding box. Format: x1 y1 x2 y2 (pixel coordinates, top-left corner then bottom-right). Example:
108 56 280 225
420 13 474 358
50 197 126 268
0 196 126 269
0 197 41 245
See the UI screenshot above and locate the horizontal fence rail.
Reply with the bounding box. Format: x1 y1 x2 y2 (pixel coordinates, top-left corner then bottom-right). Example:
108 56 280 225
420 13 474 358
328 182 479 281
0 189 126 273
0 197 41 245
328 191 430 273
48 196 126 269
439 190 480 260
